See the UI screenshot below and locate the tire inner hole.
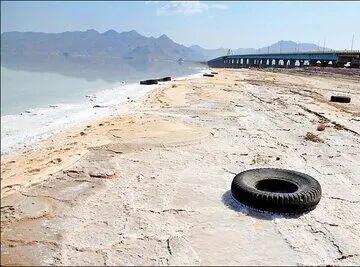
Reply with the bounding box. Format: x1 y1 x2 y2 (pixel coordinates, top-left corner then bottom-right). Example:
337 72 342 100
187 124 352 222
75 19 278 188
255 179 298 193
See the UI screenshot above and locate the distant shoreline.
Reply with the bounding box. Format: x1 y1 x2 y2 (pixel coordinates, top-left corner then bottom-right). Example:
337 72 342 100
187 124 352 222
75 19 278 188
1 69 205 155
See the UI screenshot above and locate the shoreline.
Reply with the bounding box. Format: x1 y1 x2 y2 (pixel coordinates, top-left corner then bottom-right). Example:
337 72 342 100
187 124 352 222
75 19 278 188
1 68 360 265
1 69 206 155
1 70 206 198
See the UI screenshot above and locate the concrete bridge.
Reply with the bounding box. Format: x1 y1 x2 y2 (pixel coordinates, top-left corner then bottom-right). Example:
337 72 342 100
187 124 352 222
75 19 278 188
207 50 360 68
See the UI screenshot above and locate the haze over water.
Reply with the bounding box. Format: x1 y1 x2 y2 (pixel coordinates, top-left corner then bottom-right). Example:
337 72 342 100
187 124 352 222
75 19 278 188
1 55 204 153
1 56 201 115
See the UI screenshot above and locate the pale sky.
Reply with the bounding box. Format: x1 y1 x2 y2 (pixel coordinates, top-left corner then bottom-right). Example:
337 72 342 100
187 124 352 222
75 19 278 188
1 1 360 50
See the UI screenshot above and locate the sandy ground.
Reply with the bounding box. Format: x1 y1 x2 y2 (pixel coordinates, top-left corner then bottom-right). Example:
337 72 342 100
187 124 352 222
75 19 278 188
1 68 360 266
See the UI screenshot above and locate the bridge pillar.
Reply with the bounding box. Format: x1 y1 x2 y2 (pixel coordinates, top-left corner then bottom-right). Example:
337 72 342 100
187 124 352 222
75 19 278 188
333 61 343 68
262 59 268 68
309 60 317 67
321 61 329 67
299 60 304 67
333 61 342 67
289 60 296 68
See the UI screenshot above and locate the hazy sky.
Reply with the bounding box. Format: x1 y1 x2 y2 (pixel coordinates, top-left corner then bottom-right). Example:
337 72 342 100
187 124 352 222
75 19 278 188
1 1 360 50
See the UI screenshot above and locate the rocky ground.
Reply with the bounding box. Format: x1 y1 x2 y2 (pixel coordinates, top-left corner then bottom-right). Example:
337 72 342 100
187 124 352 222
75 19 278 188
1 68 360 265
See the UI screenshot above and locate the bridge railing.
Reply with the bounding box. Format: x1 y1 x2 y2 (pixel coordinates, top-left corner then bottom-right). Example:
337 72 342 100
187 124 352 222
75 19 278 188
207 50 360 68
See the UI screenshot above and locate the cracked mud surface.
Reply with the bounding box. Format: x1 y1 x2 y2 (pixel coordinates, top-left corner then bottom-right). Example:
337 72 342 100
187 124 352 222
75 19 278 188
1 68 360 265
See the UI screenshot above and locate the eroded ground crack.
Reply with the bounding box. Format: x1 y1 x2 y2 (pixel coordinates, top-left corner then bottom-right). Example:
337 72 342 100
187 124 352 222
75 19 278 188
138 208 195 215
166 238 172 255
337 254 359 261
298 105 360 136
307 223 344 258
326 196 360 204
19 191 71 204
222 167 237 175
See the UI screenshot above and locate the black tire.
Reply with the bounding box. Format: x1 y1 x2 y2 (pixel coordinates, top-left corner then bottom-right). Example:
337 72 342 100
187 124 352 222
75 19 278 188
203 74 214 77
231 168 322 214
157 77 171 82
140 79 158 85
330 96 351 103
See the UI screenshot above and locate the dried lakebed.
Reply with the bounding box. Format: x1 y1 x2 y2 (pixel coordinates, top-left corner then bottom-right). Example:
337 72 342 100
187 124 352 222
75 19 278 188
1 68 360 265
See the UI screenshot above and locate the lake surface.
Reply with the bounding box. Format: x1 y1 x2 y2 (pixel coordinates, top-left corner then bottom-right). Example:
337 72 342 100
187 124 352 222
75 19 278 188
1 67 122 115
1 56 205 153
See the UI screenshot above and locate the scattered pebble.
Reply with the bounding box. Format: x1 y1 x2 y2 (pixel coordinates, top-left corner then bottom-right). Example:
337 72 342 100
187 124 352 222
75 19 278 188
317 123 326 131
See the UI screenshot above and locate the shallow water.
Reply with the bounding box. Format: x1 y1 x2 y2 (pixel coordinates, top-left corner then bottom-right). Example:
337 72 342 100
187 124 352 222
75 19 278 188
1 58 205 153
1 66 121 116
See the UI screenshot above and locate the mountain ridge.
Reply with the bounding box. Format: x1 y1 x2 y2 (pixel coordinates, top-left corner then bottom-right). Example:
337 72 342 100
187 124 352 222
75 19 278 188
1 29 327 62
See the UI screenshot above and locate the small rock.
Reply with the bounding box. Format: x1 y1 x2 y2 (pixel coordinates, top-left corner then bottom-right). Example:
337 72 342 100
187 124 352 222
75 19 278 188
317 124 326 131
88 168 116 179
80 132 86 136
276 157 280 161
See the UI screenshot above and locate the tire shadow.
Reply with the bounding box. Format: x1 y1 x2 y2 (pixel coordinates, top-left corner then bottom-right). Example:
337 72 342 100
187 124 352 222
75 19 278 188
221 190 303 220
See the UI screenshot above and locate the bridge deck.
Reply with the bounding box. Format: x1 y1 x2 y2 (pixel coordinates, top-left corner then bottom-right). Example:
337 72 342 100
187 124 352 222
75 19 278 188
208 51 360 68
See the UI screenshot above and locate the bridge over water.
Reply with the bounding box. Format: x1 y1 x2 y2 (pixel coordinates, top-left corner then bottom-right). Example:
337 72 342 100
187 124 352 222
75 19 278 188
207 51 360 68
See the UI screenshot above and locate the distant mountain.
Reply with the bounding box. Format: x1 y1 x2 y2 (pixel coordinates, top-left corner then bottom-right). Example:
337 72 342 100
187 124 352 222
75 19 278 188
191 40 326 59
250 40 326 54
1 29 206 64
1 30 327 63
188 45 228 60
